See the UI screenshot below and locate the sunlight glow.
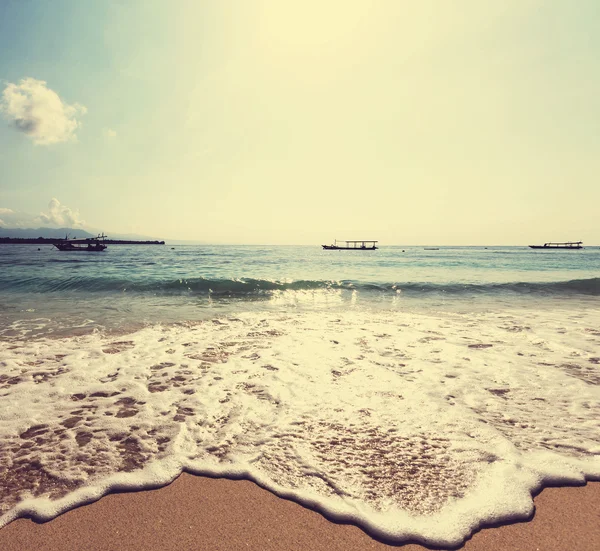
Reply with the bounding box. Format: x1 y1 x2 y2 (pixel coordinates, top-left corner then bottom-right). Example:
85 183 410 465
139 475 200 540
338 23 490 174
256 0 372 53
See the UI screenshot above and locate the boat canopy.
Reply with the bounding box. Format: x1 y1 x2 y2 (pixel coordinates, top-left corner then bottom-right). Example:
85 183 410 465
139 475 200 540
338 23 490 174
333 240 378 247
61 233 107 243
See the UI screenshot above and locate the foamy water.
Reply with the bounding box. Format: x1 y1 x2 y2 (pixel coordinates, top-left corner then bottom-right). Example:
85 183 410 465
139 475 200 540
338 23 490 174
1 300 599 546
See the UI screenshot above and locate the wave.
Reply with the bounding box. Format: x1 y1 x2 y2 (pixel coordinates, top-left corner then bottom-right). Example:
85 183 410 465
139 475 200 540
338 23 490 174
1 276 599 296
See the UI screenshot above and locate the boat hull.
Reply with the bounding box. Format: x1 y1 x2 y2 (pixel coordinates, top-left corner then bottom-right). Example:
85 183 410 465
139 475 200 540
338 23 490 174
529 245 582 250
54 244 107 252
322 245 377 250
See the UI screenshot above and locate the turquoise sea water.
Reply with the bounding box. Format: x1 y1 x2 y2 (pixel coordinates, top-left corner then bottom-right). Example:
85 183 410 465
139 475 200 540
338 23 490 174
0 244 599 545
0 244 598 336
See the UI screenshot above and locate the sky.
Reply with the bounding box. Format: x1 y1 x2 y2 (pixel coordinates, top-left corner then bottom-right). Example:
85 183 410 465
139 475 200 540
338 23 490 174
0 0 598 245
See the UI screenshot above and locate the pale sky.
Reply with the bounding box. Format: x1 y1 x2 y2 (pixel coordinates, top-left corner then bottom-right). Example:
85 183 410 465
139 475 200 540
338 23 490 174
0 0 598 245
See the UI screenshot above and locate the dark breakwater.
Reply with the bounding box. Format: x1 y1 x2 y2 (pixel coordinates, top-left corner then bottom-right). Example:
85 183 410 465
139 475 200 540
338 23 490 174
0 237 165 245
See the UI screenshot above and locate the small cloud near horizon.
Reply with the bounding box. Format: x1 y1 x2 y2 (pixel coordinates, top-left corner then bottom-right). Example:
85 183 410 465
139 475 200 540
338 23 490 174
0 78 87 145
0 208 13 228
0 199 85 228
0 207 35 228
103 128 117 139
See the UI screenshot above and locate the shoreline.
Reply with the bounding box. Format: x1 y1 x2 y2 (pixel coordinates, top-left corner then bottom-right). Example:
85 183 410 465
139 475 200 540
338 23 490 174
0 475 599 551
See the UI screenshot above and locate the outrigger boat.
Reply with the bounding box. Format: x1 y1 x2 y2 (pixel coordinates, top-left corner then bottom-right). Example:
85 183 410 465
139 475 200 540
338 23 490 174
322 240 378 250
529 241 583 250
54 233 108 252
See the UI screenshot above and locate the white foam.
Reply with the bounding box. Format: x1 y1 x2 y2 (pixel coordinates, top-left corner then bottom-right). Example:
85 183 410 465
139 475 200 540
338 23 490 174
1 305 599 546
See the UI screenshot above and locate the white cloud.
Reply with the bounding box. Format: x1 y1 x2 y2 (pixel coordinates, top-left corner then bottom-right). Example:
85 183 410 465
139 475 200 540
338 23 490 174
0 219 5 227
0 78 87 145
38 198 85 227
0 200 85 228
103 128 117 138
0 208 36 228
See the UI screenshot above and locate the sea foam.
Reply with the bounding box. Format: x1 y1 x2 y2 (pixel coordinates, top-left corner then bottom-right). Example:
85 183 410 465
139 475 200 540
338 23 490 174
1 306 599 546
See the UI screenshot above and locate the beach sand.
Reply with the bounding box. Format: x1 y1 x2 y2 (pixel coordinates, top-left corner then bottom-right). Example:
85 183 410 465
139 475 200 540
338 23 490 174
0 475 598 551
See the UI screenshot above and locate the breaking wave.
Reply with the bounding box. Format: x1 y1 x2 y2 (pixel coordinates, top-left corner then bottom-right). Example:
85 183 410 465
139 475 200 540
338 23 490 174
1 276 599 296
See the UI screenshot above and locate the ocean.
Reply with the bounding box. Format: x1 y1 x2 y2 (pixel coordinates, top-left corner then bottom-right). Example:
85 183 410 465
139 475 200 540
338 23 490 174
0 244 599 546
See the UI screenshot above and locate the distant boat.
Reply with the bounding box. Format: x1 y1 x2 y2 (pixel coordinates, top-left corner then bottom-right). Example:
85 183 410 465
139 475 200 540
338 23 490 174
528 241 583 250
424 247 439 250
54 233 108 252
322 240 378 250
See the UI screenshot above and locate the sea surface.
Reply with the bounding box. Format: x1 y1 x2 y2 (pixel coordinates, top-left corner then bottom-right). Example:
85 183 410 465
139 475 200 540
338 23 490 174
0 244 599 545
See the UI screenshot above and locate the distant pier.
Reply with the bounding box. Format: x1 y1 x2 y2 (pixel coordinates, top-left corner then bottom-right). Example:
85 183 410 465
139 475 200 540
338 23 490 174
0 237 166 245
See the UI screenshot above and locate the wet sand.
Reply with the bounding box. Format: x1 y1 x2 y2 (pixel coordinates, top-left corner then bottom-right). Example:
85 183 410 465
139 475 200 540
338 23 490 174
0 475 598 551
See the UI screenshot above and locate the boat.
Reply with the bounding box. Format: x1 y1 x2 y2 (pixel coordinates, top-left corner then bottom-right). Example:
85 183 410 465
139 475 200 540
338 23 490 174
54 233 108 252
528 241 583 250
322 240 378 250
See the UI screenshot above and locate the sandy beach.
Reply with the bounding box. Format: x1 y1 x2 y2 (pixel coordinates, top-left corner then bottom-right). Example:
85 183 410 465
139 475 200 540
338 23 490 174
0 475 598 551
